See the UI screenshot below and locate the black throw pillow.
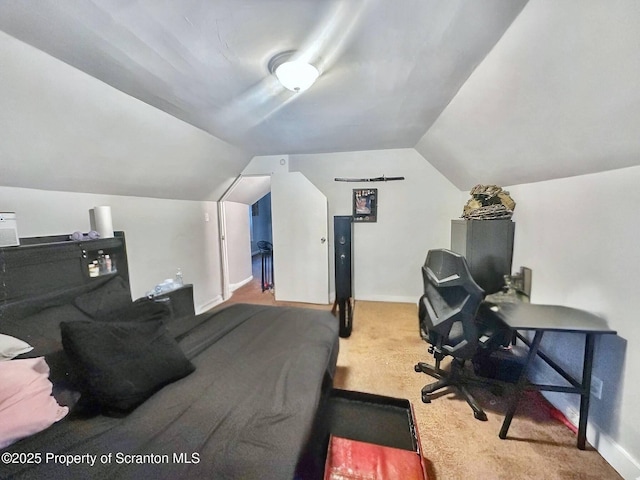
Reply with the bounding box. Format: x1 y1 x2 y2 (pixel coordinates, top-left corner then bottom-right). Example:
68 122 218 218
96 297 171 323
60 320 195 414
73 276 132 318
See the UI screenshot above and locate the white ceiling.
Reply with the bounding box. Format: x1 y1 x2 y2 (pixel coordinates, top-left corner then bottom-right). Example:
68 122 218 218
1 0 639 194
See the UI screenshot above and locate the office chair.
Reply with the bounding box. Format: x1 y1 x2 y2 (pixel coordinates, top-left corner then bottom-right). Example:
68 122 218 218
414 248 509 421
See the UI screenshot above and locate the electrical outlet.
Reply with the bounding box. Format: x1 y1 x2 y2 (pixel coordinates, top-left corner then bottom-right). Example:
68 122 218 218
591 376 603 399
566 407 579 427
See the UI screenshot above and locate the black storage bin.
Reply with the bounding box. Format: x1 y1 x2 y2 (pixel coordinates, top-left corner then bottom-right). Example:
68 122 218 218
326 389 419 451
296 388 425 479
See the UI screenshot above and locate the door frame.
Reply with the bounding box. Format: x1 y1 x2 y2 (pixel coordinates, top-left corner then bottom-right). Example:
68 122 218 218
217 171 329 304
218 176 242 301
217 174 272 300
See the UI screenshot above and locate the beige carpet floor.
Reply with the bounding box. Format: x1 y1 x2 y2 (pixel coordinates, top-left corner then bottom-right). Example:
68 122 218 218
335 300 622 480
221 267 621 479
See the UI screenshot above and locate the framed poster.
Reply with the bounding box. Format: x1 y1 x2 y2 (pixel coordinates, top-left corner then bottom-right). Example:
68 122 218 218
352 188 377 222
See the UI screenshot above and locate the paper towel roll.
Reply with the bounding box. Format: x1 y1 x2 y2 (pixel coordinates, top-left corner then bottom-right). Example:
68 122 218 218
90 206 114 238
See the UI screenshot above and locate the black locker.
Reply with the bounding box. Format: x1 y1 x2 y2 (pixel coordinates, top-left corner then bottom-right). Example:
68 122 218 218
334 215 353 337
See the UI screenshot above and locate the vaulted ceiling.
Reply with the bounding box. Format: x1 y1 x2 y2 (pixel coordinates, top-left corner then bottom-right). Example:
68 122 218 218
1 0 639 196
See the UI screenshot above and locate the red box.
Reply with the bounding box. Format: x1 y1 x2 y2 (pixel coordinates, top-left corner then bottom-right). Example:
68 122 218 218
324 435 427 480
323 390 428 480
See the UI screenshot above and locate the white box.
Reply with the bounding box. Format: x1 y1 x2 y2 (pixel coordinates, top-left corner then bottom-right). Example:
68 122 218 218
0 212 20 247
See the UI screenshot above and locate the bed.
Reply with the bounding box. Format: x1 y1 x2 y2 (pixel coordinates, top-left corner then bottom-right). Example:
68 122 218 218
0 234 339 479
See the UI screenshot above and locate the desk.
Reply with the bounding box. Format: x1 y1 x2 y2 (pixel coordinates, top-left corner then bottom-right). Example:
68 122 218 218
482 302 617 450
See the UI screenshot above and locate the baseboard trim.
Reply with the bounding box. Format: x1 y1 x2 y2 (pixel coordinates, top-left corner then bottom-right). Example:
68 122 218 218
587 412 640 480
588 428 640 480
197 295 224 314
354 294 417 304
230 275 253 292
544 394 640 479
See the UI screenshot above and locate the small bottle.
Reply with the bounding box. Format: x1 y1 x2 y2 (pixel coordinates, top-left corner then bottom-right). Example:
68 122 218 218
105 254 112 273
175 268 184 287
89 261 99 277
97 250 107 274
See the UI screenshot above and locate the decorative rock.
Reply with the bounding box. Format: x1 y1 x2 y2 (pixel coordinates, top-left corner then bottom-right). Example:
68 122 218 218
462 184 515 220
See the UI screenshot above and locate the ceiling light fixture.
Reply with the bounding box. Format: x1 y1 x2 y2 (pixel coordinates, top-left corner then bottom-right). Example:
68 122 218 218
268 51 319 93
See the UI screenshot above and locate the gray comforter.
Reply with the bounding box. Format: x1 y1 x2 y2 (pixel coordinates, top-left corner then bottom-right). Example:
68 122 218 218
0 303 339 480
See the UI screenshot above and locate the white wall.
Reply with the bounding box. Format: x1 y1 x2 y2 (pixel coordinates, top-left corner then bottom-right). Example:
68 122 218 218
290 148 463 303
508 166 640 479
0 186 221 313
224 201 252 289
242 155 290 176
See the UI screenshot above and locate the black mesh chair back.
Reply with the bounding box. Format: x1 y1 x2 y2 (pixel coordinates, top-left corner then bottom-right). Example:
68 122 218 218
419 249 484 361
415 248 507 421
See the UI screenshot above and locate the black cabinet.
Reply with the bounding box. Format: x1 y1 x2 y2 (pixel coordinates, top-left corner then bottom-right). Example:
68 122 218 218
450 219 514 295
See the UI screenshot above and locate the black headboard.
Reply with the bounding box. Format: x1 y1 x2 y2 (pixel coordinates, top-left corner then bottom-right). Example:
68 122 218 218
0 231 129 318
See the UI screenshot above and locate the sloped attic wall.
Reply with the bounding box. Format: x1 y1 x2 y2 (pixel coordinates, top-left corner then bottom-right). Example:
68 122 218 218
0 30 250 201
415 0 640 190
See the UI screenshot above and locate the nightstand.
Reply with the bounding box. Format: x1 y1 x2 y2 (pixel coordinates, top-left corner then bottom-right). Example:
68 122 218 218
150 284 195 319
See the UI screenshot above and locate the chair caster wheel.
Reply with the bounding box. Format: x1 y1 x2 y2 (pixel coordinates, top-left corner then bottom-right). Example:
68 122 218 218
414 364 421 372
421 392 432 404
473 411 488 421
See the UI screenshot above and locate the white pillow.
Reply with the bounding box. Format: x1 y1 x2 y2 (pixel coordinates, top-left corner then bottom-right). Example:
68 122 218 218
0 334 33 361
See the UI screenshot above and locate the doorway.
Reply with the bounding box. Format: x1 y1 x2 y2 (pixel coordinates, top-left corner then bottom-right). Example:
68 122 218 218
250 193 274 293
218 172 329 305
250 193 273 256
218 175 271 301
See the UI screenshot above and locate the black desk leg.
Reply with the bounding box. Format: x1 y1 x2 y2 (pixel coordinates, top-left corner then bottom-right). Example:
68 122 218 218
577 333 596 450
499 330 544 440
